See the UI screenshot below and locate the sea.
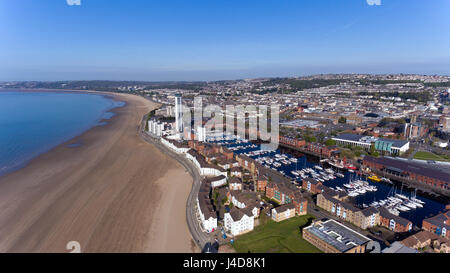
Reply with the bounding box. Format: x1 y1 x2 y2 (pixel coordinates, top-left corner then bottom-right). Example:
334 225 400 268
0 90 125 177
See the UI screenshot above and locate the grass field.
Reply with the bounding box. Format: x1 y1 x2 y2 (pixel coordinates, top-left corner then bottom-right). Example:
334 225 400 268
232 215 322 253
413 151 450 162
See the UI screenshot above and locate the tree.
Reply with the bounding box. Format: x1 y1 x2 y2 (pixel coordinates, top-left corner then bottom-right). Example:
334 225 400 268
370 143 376 155
325 139 337 146
338 116 347 124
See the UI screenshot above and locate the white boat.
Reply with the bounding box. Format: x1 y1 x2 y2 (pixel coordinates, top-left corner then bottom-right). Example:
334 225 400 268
396 193 409 200
388 208 400 216
325 168 334 174
314 166 323 171
397 205 410 211
291 171 299 177
411 201 423 208
404 202 417 209
411 197 425 205
348 191 359 197
336 173 345 178
356 188 366 194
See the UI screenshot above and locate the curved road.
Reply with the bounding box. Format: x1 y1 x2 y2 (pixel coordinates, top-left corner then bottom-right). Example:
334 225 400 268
138 114 211 251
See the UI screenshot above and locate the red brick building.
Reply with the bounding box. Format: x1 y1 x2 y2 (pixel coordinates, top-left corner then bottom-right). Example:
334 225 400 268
379 207 413 233
256 175 268 192
304 142 339 158
302 178 323 194
422 210 450 239
363 156 449 191
279 136 306 149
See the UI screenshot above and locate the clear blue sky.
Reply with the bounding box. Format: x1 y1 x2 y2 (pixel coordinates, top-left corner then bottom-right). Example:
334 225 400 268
1 0 449 81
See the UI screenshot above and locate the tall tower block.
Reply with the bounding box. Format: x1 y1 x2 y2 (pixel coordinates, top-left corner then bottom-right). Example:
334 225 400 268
175 94 183 133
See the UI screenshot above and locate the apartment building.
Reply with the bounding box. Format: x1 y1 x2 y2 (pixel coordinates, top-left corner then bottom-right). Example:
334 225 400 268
196 181 217 233
422 210 450 239
224 208 255 236
378 207 413 233
317 192 380 230
302 178 323 194
186 149 228 177
272 203 296 222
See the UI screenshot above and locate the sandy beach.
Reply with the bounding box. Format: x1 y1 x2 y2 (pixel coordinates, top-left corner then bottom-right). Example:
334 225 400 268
0 92 197 253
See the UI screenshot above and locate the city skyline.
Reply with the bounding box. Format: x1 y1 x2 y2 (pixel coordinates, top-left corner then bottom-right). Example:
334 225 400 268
1 0 449 81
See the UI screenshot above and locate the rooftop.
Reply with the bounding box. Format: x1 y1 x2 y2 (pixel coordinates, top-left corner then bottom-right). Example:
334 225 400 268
304 219 371 253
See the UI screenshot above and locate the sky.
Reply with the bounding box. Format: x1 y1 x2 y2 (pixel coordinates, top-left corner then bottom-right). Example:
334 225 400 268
0 0 449 81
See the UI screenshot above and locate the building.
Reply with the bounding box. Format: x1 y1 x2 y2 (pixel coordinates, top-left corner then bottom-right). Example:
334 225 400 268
186 150 228 177
354 207 380 230
401 230 450 253
279 136 305 149
161 137 190 154
228 191 259 214
204 175 227 188
317 192 359 226
147 119 168 137
317 192 380 230
404 122 427 140
272 203 296 222
302 178 323 194
224 208 255 236
363 156 449 191
381 241 418 253
196 181 217 233
175 94 183 133
228 177 243 191
292 194 308 216
378 207 413 233
332 134 409 155
302 219 371 253
304 143 340 158
422 210 450 239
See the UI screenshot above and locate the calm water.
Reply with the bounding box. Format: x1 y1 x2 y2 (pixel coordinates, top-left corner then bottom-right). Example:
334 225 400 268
0 91 125 176
211 139 447 227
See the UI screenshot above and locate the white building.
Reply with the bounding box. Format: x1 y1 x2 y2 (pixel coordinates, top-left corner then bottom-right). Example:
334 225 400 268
186 150 228 178
332 133 409 155
161 137 190 154
205 175 227 188
197 195 218 233
148 119 167 137
224 208 255 236
197 126 207 142
175 94 183 133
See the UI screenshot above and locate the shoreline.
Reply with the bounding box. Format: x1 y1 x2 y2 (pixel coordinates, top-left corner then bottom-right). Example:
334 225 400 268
0 91 197 253
0 89 127 178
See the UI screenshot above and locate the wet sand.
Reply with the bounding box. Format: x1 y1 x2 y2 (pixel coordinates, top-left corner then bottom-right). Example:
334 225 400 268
0 92 197 253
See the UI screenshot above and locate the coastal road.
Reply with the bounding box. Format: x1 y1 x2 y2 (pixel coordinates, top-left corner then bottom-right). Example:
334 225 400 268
138 115 212 251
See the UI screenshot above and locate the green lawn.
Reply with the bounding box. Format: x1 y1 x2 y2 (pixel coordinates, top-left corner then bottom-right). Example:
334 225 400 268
232 215 322 253
414 151 450 162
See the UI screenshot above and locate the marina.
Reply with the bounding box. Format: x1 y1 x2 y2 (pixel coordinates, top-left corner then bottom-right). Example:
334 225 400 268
207 136 448 227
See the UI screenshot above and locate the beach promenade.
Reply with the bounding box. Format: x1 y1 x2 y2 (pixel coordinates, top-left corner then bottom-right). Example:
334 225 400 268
0 93 197 253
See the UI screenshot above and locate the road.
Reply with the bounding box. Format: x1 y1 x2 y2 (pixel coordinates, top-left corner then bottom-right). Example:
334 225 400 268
138 114 212 251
